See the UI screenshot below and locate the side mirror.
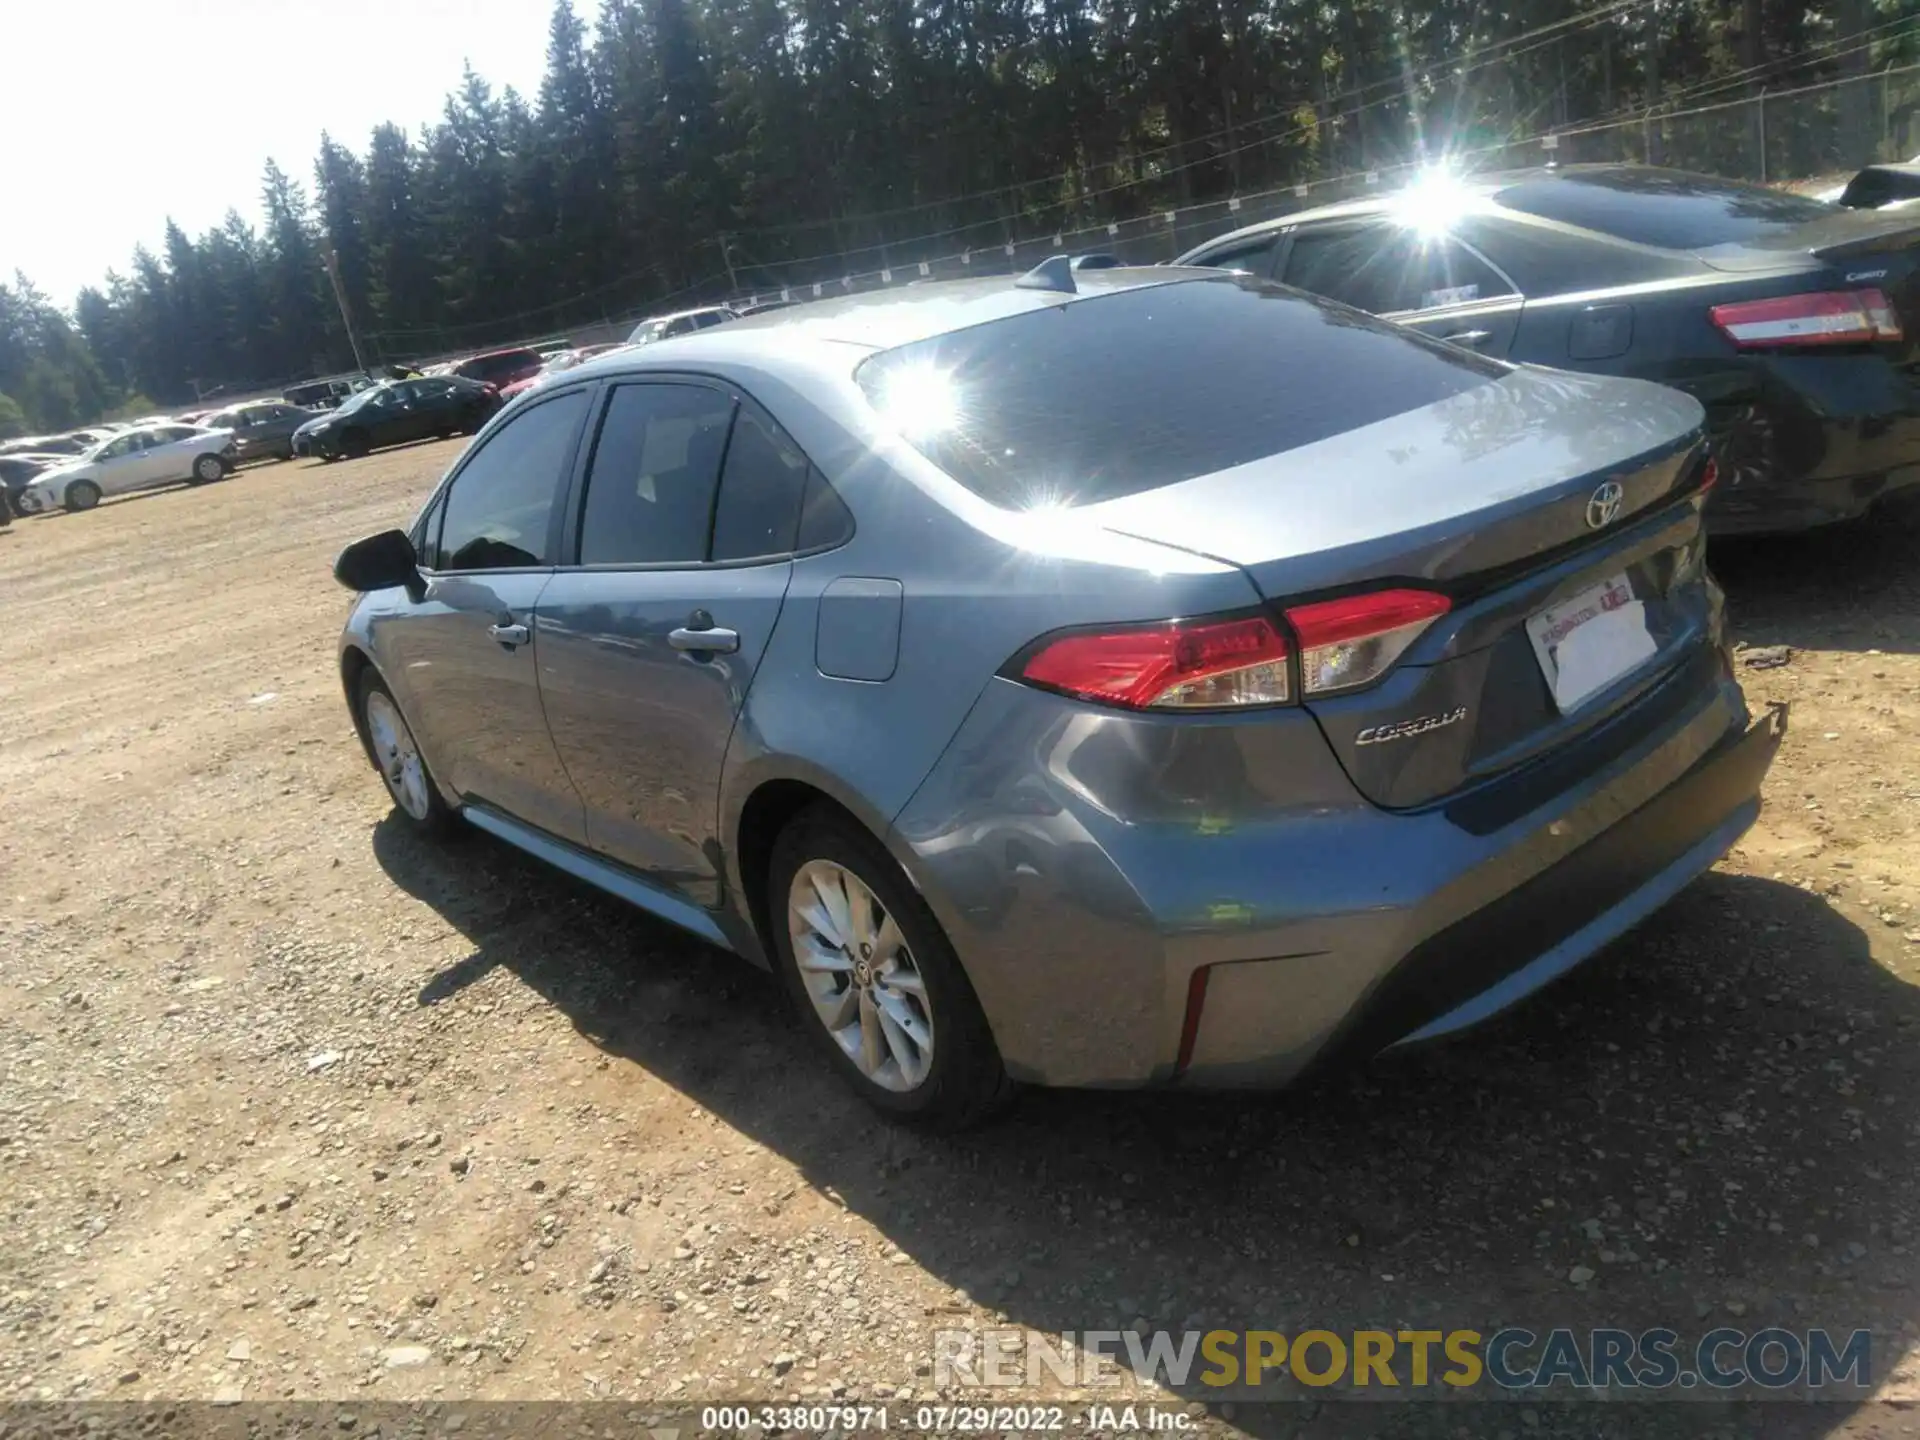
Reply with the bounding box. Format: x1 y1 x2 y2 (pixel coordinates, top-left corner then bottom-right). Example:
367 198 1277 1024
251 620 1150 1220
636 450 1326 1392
334 528 421 594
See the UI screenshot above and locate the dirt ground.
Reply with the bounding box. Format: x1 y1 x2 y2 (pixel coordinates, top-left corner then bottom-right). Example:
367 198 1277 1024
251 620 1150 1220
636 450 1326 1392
5 442 1920 1438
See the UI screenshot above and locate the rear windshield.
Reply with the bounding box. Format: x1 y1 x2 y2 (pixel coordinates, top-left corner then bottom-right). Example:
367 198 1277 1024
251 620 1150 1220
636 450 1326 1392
855 276 1503 509
1494 170 1834 250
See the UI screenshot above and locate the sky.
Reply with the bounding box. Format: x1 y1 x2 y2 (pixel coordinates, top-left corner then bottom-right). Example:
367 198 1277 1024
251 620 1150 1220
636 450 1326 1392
5 0 570 308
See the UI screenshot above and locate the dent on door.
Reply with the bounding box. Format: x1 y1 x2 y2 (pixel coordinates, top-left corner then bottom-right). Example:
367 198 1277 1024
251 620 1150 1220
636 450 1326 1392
534 564 794 901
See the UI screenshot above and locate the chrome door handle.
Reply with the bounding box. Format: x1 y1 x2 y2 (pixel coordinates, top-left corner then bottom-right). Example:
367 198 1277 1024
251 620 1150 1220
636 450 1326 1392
669 626 740 654
1442 329 1492 348
488 622 530 647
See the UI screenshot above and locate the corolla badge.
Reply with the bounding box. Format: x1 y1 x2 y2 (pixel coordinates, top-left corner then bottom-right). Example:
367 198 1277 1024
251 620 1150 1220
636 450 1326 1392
1355 707 1468 746
1585 480 1625 530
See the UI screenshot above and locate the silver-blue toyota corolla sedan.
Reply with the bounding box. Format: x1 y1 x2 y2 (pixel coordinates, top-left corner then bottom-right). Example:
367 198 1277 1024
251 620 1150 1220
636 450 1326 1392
333 265 1785 1127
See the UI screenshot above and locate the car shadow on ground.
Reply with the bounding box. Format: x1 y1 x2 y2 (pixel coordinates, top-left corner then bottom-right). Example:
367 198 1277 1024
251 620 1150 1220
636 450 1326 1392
375 815 1919 1437
1713 502 1920 657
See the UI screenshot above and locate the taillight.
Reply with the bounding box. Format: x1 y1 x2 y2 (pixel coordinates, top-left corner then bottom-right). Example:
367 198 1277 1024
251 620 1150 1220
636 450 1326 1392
1014 589 1452 712
1698 456 1720 494
1710 288 1903 349
1287 589 1452 695
1018 614 1292 710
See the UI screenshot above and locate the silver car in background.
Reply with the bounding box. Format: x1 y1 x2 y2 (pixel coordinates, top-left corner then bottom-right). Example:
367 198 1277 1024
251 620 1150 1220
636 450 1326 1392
332 266 1783 1127
17 422 238 514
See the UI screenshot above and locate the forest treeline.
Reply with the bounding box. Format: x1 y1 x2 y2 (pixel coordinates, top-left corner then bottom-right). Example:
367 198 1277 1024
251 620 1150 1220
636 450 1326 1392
1 0 1912 433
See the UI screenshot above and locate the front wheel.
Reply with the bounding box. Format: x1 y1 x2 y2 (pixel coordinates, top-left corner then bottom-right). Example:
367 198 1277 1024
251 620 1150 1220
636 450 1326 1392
357 669 456 836
768 806 1010 1129
64 480 102 513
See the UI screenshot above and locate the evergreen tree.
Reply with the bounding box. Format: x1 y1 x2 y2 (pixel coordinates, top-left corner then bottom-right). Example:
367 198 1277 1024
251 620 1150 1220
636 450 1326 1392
5 0 1914 427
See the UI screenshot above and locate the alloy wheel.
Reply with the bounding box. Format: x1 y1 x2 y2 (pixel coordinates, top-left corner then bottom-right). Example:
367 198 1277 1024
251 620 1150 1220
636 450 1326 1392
786 859 934 1091
364 689 431 821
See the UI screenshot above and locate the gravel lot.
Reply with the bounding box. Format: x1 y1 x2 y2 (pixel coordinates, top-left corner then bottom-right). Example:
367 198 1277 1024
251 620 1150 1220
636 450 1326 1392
4 443 1920 1436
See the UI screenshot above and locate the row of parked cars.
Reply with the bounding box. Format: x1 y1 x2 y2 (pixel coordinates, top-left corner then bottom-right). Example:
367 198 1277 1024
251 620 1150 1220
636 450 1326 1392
0 304 810 522
283 315 787 464
0 418 247 517
321 159 1920 1125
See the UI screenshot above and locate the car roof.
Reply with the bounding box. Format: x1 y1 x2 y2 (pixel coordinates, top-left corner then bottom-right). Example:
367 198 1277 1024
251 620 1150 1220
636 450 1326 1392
650 268 1201 354
1182 163 1708 251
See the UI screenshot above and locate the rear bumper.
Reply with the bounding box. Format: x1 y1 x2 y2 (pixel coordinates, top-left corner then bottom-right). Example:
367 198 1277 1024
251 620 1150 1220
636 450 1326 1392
894 658 1781 1089
1702 357 1920 534
1345 700 1784 1056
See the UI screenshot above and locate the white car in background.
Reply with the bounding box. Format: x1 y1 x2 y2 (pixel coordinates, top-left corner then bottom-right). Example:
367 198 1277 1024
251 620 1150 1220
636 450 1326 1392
16 423 238 515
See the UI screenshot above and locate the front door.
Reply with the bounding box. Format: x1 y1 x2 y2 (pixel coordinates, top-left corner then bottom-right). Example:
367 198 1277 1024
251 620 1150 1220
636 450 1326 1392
386 383 437 445
93 432 157 495
535 381 803 904
382 387 595 842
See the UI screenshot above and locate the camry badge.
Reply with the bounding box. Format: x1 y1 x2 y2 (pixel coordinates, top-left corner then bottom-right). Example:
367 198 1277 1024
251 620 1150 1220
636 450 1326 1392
1585 480 1625 530
1356 707 1468 746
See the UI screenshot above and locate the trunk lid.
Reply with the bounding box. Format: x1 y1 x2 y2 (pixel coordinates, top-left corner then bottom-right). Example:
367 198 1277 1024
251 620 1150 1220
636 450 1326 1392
1693 211 1920 373
1080 367 1714 809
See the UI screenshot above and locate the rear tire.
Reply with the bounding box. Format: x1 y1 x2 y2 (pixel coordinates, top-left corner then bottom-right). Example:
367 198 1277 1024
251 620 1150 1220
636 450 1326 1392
767 806 1011 1130
356 669 456 838
65 480 101 513
190 453 227 484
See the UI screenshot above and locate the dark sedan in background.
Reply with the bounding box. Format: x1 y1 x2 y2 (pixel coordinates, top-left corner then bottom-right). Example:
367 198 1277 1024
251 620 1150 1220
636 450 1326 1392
294 376 502 461
1178 165 1920 534
0 453 73 513
199 400 319 463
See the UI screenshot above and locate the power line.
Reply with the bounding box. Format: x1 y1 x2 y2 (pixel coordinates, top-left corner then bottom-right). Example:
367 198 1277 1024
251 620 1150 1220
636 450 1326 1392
721 0 1660 243
367 52 1918 354
1649 11 1920 111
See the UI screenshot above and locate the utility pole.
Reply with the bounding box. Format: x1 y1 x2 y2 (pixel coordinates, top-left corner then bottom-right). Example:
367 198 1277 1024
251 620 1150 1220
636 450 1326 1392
321 248 369 376
718 234 741 296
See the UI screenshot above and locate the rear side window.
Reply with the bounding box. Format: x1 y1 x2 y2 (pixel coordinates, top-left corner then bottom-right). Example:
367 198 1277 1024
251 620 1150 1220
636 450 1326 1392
577 383 735 566
1189 234 1278 276
1494 171 1833 250
433 390 587 571
856 276 1503 510
710 404 811 562
1283 226 1514 313
797 468 855 551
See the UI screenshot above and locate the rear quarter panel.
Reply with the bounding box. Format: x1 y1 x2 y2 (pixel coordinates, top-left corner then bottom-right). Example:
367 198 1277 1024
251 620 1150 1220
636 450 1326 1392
709 363 1266 944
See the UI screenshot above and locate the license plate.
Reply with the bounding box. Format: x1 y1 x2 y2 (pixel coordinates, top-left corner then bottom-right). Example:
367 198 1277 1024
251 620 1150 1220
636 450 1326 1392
1525 572 1658 712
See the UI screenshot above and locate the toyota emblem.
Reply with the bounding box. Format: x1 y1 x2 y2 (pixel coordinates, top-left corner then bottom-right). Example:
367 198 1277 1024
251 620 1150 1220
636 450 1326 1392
1585 480 1625 530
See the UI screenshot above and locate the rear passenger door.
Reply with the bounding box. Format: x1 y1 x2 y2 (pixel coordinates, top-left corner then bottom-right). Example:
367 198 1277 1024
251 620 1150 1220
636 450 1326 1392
145 426 206 482
1279 222 1524 358
534 380 841 904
